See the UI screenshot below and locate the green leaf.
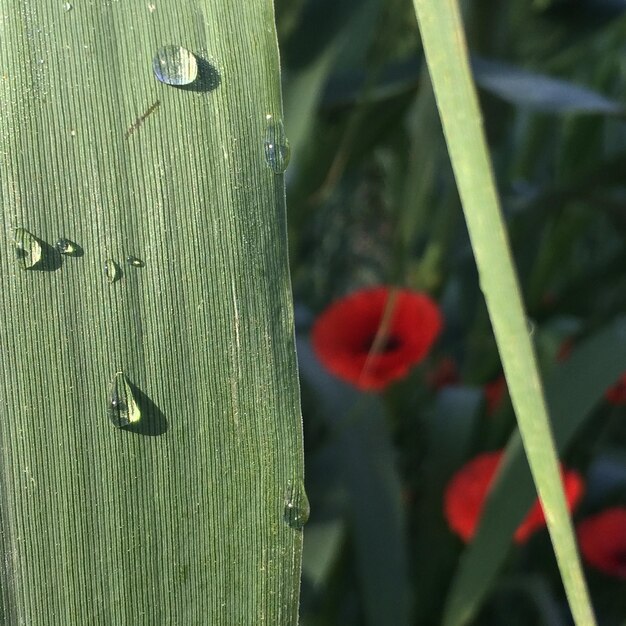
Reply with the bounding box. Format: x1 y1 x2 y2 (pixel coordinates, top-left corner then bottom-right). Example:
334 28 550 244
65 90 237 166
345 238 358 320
409 1 597 625
0 2 303 623
413 387 482 623
472 56 624 114
297 339 412 626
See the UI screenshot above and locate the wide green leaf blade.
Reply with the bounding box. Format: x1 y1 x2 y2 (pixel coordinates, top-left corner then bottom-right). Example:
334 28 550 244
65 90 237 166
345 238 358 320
0 2 303 623
409 1 596 625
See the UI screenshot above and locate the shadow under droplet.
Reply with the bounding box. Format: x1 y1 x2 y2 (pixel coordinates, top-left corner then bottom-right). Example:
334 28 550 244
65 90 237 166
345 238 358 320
125 382 168 436
178 57 221 93
34 239 62 272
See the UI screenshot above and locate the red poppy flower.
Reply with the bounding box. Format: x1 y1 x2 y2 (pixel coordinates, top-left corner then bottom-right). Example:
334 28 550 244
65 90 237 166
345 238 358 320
444 451 584 544
577 507 626 578
484 376 507 415
606 374 626 406
311 286 442 391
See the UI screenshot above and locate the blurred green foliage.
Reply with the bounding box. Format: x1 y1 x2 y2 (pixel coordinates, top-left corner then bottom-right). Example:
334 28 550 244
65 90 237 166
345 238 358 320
277 1 626 625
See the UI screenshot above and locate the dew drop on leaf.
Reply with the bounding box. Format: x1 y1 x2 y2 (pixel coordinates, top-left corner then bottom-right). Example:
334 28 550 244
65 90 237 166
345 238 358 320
55 238 78 256
108 372 141 428
14 228 42 270
63 2 72 11
284 478 310 530
153 45 198 86
126 255 145 268
264 114 290 174
104 259 121 283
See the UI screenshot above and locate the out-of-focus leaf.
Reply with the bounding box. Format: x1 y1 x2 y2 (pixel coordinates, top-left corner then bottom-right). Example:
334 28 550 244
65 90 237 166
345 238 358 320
340 404 411 626
297 338 412 626
472 56 624 114
318 53 625 116
321 58 422 109
302 518 345 590
413 387 482 623
282 0 381 70
284 45 338 173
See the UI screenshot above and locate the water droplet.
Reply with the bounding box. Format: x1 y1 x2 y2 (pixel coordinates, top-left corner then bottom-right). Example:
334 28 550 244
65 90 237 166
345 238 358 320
63 2 72 11
55 238 78 256
283 479 310 530
126 255 145 268
153 45 198 86
264 114 290 174
14 228 42 269
527 318 536 337
104 259 121 283
108 372 141 428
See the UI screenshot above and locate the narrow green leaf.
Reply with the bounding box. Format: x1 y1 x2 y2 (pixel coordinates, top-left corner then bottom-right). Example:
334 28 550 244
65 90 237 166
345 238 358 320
0 2 303 623
410 2 597 625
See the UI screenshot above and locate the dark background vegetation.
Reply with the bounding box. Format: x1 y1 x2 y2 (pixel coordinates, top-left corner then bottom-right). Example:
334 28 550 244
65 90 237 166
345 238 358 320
275 0 626 624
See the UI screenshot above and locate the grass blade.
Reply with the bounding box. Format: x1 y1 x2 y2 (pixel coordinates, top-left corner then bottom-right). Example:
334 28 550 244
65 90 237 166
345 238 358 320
409 1 597 624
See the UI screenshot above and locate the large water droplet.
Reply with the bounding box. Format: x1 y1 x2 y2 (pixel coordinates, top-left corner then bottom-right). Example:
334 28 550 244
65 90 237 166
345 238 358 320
14 228 43 269
283 478 310 530
264 114 290 174
104 259 121 283
108 372 141 428
153 45 198 86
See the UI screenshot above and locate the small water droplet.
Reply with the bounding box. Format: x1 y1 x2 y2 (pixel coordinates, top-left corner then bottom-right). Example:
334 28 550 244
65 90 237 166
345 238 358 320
63 2 72 11
264 114 290 174
104 259 121 283
284 478 310 530
14 228 42 269
55 238 78 256
153 45 198 86
108 372 141 428
126 255 145 268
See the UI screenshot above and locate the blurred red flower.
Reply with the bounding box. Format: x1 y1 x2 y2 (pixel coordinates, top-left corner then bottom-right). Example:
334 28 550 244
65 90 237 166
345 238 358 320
577 507 626 578
311 286 442 391
606 374 626 406
444 450 584 543
484 376 507 415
